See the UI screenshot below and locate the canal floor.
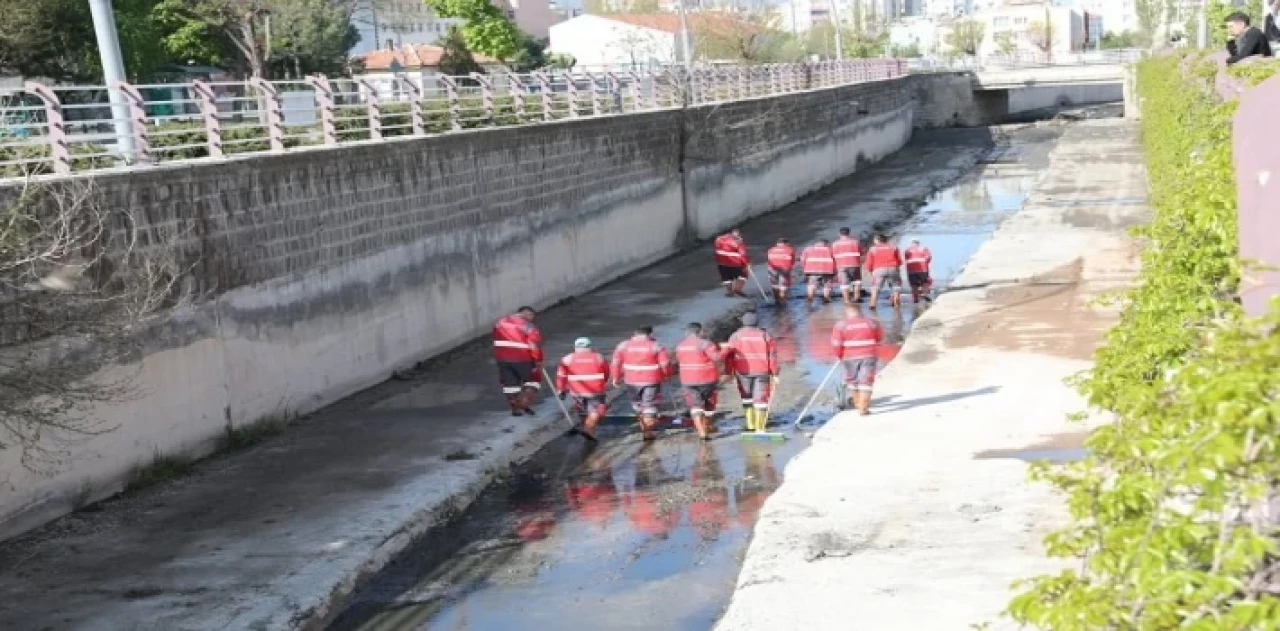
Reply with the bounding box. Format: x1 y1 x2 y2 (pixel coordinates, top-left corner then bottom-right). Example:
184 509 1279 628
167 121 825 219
326 125 1058 631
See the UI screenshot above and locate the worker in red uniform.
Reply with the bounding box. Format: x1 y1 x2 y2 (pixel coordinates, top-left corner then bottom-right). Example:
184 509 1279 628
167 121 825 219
799 238 838 306
832 227 863 305
904 238 934 304
611 325 672 441
492 306 544 416
864 234 903 309
765 238 796 304
554 337 610 441
713 228 750 297
675 322 723 440
830 304 885 415
723 312 780 432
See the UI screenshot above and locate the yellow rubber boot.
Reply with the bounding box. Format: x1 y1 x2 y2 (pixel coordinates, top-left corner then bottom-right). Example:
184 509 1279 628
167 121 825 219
745 408 759 432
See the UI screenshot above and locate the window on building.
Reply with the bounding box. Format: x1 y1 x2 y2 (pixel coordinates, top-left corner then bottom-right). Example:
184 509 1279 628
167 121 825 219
506 8 516 18
1013 16 1027 25
386 38 394 49
993 16 1009 27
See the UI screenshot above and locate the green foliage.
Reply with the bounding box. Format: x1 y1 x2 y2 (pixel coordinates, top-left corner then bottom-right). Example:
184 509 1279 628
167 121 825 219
268 0 359 78
946 19 985 55
890 42 923 58
125 451 195 493
804 23 888 60
0 0 165 81
1100 30 1142 49
994 32 1017 54
1228 59 1280 85
508 34 548 72
437 26 484 76
426 0 522 60
1134 0 1165 42
1184 0 1235 49
1007 53 1280 630
544 52 576 69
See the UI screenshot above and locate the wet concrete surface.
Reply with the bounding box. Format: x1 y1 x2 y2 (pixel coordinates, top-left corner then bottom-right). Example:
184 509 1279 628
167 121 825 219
325 124 1064 631
973 432 1089 463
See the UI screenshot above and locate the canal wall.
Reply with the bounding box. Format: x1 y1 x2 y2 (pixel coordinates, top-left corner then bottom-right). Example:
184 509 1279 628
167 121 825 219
0 76 925 540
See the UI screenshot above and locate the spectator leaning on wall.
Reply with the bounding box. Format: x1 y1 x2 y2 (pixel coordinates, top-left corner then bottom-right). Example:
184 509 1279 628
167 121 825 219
1225 12 1273 65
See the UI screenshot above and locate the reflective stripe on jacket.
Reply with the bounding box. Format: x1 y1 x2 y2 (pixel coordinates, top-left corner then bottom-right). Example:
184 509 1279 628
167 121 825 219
831 236 862 270
555 349 609 396
493 314 544 363
725 327 779 376
905 245 932 273
800 245 837 275
766 244 795 272
610 335 673 385
830 317 883 360
866 244 902 272
675 335 721 385
713 234 749 267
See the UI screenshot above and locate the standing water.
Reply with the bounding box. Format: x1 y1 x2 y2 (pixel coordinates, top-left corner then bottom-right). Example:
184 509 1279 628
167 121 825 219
327 128 1054 631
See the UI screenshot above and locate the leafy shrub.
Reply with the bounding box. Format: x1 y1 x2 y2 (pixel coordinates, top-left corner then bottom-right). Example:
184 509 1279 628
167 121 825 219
1007 53 1280 630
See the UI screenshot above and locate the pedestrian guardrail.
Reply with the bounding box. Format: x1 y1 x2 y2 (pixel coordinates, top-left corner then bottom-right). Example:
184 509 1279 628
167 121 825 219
0 59 907 178
907 49 1145 73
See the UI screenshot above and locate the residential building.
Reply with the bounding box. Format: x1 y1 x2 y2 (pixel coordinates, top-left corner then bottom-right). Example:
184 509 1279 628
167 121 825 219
976 1 1085 56
349 0 465 56
778 0 834 32
549 12 760 67
1066 0 1137 35
494 0 561 39
890 16 943 51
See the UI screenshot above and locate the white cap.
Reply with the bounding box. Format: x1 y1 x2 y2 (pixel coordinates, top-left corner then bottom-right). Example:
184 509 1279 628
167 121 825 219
574 337 592 348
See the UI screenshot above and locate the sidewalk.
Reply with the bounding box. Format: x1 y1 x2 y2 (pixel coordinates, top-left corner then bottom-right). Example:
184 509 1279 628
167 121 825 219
0 130 995 631
715 118 1147 630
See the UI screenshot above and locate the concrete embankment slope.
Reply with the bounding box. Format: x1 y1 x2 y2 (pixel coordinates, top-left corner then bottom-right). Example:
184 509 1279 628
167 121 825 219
715 118 1147 630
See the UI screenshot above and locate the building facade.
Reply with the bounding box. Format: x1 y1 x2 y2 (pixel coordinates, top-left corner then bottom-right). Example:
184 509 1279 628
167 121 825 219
976 1 1085 56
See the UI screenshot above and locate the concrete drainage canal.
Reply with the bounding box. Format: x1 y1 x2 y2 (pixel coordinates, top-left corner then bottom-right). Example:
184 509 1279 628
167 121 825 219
325 122 1064 631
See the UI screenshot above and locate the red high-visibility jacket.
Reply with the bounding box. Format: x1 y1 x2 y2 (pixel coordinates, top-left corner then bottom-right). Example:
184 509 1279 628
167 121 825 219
766 244 795 272
905 245 932 274
555 349 610 396
713 233 749 268
675 334 721 385
493 314 544 363
610 335 672 386
724 327 779 376
831 316 884 360
866 244 902 273
831 236 862 270
800 244 837 275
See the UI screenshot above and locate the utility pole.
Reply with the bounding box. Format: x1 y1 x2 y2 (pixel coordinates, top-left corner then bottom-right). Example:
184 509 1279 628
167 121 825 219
87 0 138 162
676 0 697 103
830 0 845 59
1196 0 1209 48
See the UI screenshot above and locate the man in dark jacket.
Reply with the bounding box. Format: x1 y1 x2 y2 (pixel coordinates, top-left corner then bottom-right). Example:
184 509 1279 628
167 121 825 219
1226 12 1273 65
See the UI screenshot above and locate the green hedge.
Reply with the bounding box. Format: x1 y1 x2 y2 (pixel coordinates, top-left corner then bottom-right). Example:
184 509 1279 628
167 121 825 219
1007 54 1280 629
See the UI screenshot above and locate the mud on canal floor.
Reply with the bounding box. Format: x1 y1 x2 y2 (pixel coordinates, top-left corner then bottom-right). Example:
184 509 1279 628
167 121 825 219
325 123 1062 631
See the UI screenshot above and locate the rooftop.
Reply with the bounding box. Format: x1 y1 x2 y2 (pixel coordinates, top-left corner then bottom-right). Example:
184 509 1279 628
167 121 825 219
356 44 501 72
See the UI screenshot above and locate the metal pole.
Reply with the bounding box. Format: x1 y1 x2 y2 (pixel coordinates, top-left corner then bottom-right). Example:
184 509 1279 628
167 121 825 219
1196 0 1209 48
830 0 845 59
87 0 138 162
676 0 697 103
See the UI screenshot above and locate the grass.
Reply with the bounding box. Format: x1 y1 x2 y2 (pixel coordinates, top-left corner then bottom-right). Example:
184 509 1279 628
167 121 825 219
124 452 196 493
118 413 293 496
217 415 289 452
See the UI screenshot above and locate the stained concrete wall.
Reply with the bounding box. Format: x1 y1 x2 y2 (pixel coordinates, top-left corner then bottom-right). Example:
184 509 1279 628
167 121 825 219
1005 83 1124 114
0 76 927 540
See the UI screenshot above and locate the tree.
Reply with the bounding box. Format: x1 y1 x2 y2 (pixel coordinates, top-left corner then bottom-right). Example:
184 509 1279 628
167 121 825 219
0 176 188 473
1099 29 1139 49
994 31 1017 54
507 34 547 72
425 0 522 60
0 0 169 82
1027 19 1055 57
583 0 658 14
437 25 483 75
890 42 923 58
945 18 985 55
544 52 575 69
1134 0 1165 44
695 11 803 63
270 0 358 78
152 0 275 77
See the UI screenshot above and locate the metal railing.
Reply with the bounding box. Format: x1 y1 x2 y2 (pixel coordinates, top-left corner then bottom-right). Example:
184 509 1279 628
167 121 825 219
907 49 1145 73
0 59 907 178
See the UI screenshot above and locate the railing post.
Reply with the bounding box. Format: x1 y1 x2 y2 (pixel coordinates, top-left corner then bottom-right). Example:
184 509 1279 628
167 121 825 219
23 82 70 175
438 75 462 131
470 73 494 124
358 78 382 140
113 81 152 165
508 73 527 123
565 72 582 117
406 75 426 135
627 71 643 111
603 72 622 113
533 72 553 120
583 72 603 116
250 78 285 152
191 80 223 158
305 75 338 145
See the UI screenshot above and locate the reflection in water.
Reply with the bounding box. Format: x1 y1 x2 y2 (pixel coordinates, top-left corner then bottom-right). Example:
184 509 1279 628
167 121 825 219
734 445 780 527
689 444 731 543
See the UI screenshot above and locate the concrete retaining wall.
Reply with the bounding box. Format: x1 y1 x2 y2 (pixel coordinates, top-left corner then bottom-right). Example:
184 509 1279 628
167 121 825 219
0 76 920 540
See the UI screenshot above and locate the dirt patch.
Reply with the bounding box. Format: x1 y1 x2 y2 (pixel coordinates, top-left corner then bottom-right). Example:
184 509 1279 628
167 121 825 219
1061 206 1149 230
944 258 1114 361
974 431 1089 462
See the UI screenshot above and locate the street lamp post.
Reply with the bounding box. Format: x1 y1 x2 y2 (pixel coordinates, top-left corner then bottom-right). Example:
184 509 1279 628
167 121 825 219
830 0 845 59
87 0 138 162
676 0 697 103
